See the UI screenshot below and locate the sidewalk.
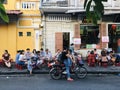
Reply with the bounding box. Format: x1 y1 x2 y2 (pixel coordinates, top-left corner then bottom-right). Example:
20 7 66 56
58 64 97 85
0 62 120 75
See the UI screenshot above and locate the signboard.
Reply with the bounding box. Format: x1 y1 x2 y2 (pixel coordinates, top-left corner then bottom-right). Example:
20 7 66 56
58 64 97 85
92 44 96 48
86 44 96 49
86 44 92 49
102 36 109 43
74 38 81 44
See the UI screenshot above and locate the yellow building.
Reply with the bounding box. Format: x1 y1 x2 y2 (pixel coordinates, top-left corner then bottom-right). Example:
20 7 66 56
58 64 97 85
0 0 42 60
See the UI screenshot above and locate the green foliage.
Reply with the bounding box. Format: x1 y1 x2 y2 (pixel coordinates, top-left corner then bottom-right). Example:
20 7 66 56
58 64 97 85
0 0 9 23
84 0 107 24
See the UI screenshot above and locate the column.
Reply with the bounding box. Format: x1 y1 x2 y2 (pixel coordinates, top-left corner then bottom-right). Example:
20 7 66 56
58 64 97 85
74 24 80 50
100 22 108 49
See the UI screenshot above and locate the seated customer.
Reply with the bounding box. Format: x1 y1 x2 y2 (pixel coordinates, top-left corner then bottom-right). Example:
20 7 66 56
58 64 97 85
15 50 20 64
109 51 116 66
54 49 61 61
18 50 27 65
2 50 12 68
99 49 108 66
87 51 96 66
44 49 52 62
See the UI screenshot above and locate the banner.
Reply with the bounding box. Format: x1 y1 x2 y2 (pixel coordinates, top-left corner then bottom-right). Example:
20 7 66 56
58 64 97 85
102 36 109 43
74 38 81 44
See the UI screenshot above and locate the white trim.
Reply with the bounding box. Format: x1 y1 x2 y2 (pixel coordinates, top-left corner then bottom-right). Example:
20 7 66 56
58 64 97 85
66 9 85 13
107 22 120 24
104 11 120 15
16 2 20 10
35 30 40 50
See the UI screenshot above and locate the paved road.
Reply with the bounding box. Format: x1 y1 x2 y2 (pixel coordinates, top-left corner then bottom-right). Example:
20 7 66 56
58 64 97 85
0 74 120 90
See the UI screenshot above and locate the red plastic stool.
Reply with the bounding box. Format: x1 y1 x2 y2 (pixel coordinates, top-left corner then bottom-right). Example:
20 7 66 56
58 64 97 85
16 64 23 70
0 60 4 67
101 62 108 68
115 62 120 66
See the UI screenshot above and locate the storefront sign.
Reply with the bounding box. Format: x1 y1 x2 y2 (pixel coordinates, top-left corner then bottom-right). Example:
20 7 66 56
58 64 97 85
102 36 109 42
86 44 92 49
92 44 96 48
86 44 96 48
74 38 81 44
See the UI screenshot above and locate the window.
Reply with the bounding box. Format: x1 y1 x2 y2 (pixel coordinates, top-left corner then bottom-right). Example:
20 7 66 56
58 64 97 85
80 25 100 49
27 32 31 36
22 2 36 10
19 32 23 36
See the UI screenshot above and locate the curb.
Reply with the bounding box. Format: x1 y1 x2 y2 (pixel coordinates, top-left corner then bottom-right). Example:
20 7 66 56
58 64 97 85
0 71 120 75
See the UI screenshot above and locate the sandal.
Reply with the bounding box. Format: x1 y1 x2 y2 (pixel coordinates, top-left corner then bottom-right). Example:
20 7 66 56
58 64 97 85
67 78 74 81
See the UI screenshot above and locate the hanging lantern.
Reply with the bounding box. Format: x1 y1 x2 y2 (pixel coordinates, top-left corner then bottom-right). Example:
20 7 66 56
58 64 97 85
112 24 116 30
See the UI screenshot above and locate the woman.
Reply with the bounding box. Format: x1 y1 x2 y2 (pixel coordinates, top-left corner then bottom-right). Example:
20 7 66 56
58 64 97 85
87 50 96 66
18 50 27 65
54 49 61 61
63 49 75 81
2 50 12 68
99 49 108 66
32 49 37 55
109 51 116 66
32 49 38 64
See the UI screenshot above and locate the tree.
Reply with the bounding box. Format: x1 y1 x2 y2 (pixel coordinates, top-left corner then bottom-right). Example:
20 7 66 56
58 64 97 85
84 0 107 24
0 0 9 23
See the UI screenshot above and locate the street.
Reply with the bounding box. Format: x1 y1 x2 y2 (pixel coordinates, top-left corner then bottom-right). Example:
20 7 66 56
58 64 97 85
0 74 120 90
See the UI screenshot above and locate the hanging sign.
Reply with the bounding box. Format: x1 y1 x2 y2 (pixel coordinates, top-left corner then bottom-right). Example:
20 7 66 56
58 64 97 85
102 36 109 42
74 38 81 44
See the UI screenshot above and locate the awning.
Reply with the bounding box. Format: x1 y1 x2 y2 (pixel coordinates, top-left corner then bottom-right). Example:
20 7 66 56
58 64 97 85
6 10 23 15
0 10 23 23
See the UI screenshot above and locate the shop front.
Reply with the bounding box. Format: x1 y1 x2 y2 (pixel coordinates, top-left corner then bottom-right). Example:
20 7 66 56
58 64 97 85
74 22 109 56
108 23 120 53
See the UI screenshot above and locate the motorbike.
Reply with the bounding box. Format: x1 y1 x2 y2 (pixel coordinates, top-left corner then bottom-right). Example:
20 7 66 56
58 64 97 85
48 55 87 80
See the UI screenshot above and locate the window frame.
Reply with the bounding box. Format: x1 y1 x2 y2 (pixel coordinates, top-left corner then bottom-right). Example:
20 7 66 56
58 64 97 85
18 32 23 37
27 32 31 37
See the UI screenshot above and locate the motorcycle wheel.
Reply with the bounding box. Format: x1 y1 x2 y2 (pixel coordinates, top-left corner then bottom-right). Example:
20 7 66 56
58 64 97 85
49 67 62 80
75 66 87 79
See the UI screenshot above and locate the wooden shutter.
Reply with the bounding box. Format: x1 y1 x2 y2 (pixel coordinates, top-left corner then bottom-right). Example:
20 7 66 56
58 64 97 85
55 32 63 52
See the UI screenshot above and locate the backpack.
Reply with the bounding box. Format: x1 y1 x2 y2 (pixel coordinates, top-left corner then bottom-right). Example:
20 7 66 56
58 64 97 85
57 53 63 63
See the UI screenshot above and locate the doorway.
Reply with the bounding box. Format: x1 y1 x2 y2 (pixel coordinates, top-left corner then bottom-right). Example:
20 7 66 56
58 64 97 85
108 24 120 52
63 32 70 50
55 32 70 52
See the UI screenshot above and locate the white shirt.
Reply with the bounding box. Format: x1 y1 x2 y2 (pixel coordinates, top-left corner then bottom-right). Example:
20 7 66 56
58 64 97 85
19 55 26 61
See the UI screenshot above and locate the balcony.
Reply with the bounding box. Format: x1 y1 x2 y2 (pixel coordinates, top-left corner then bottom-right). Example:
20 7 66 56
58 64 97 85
42 1 68 7
40 0 84 13
40 0 120 14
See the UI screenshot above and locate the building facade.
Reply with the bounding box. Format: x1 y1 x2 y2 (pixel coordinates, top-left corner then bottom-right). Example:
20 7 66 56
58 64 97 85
0 0 42 59
40 0 120 56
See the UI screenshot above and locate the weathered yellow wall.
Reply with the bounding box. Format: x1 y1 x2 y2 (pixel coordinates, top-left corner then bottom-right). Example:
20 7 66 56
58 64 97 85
0 0 42 60
17 28 35 51
4 0 16 10
0 23 17 59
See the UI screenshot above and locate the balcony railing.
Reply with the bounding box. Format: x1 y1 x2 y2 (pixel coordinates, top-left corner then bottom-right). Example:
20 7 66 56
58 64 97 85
42 1 68 7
